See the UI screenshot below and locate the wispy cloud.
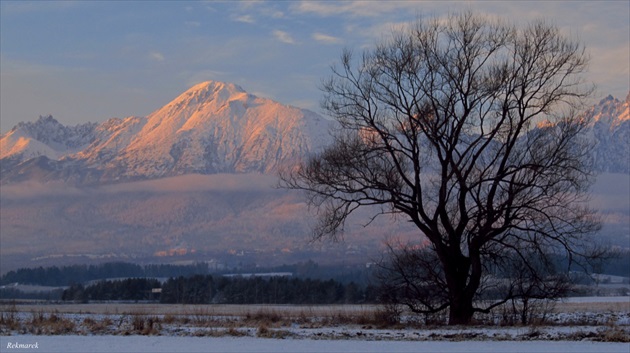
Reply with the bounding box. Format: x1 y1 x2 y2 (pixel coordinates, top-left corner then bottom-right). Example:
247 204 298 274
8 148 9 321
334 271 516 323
312 32 342 45
238 0 265 11
273 30 296 44
0 174 279 199
232 1 283 22
292 1 416 18
0 181 85 199
267 9 285 19
148 52 165 62
293 1 355 17
101 174 278 193
233 14 255 24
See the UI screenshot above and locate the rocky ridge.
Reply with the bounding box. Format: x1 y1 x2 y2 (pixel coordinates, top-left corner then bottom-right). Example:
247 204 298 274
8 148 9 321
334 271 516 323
1 81 332 184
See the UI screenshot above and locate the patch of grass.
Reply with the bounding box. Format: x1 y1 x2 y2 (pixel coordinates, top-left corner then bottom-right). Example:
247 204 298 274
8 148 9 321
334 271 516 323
246 309 282 323
82 317 113 334
256 324 292 339
1 303 628 341
26 310 76 335
162 314 177 324
226 327 248 337
363 307 404 328
0 304 20 332
328 306 404 329
599 326 630 342
131 315 161 335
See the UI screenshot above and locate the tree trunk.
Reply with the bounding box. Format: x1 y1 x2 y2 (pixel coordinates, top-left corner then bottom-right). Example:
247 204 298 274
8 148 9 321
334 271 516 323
443 249 481 325
448 294 475 325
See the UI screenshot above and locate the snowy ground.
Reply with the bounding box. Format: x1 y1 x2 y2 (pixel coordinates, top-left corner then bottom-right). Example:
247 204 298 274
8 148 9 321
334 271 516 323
1 335 629 353
1 298 628 352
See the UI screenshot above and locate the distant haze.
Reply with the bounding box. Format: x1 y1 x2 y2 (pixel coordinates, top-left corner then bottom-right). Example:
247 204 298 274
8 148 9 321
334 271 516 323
0 82 627 272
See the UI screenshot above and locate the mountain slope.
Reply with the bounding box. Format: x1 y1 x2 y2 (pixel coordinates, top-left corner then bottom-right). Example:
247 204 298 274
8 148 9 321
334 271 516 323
0 115 97 161
2 88 627 185
0 81 332 183
586 93 630 173
107 81 330 178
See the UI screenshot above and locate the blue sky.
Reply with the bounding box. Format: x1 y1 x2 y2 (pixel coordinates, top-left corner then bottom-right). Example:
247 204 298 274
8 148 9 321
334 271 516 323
1 1 628 131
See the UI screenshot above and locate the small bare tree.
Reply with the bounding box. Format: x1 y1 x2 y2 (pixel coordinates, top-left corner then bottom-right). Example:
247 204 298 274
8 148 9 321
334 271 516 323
374 243 449 324
280 12 601 325
375 242 573 325
502 253 571 325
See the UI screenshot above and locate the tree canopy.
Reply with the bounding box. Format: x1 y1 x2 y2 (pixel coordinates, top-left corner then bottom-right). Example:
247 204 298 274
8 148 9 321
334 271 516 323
281 12 601 325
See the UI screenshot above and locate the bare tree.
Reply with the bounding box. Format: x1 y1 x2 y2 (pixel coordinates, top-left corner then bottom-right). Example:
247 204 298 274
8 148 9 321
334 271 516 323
375 243 573 325
280 12 601 325
374 243 450 324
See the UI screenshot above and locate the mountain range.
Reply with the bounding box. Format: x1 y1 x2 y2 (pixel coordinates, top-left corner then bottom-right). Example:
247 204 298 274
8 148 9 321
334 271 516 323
0 81 331 184
0 83 628 272
1 84 628 182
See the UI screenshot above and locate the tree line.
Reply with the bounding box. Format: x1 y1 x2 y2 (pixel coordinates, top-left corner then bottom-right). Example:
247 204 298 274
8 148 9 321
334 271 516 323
1 260 374 287
0 262 210 287
61 275 377 304
62 278 161 302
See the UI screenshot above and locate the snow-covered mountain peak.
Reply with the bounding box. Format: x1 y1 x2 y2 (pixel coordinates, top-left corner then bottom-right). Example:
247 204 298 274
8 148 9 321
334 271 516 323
4 83 623 185
0 81 333 183
589 93 629 129
1 115 97 161
12 114 60 132
189 80 245 95
114 81 332 177
166 81 248 110
585 92 630 173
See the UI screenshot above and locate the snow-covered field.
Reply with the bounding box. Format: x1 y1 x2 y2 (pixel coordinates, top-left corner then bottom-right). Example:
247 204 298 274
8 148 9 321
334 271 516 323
1 298 628 352
1 335 629 353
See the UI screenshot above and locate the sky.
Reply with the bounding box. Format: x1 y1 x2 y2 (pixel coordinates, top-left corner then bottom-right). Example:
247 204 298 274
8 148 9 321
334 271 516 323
1 1 629 132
